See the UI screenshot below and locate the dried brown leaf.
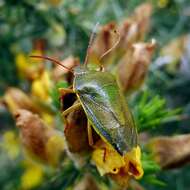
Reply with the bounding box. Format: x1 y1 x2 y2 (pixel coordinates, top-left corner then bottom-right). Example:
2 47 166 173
147 134 190 169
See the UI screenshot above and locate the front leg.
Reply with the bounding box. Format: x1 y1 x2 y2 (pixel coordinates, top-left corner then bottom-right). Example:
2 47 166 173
61 102 81 127
62 102 81 117
59 87 75 95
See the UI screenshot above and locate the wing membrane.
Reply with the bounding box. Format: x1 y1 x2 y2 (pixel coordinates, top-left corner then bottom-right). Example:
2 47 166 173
79 88 137 155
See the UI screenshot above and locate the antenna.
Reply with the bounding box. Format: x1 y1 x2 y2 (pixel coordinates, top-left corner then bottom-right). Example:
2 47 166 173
100 29 120 61
30 55 74 74
84 22 99 67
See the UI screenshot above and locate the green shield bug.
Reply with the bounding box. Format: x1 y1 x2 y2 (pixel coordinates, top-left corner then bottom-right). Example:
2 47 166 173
30 24 137 156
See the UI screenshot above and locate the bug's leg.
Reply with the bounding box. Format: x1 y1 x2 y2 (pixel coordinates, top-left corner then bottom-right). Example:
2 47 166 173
62 114 69 127
62 102 81 131
59 87 75 95
62 102 81 117
87 120 94 146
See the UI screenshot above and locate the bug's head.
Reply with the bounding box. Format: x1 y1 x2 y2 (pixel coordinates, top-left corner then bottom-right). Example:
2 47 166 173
73 65 88 76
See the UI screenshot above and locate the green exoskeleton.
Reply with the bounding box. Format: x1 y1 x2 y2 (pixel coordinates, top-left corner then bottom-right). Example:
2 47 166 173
30 25 137 156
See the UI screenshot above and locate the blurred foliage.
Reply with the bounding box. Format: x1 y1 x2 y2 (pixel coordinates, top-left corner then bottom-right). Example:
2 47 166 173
133 90 181 132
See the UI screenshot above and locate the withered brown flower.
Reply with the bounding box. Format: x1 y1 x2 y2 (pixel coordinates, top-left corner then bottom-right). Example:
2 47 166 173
147 134 190 169
117 40 156 93
15 109 64 167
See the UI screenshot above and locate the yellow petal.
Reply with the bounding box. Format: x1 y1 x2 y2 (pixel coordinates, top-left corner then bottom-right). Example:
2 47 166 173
46 133 64 167
32 79 46 99
2 131 20 159
92 140 144 182
158 0 169 8
124 146 144 179
31 71 51 101
15 53 28 78
41 71 51 90
41 112 54 125
21 164 44 189
92 141 125 176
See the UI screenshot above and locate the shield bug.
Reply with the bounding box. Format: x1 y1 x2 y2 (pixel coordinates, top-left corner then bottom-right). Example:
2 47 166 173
30 24 137 156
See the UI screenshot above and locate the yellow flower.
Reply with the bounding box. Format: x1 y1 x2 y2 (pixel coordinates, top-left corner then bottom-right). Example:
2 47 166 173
46 134 65 167
92 141 125 176
92 140 143 186
1 131 20 159
21 161 44 190
158 0 169 8
31 71 52 101
124 145 143 179
15 50 43 80
41 112 54 125
15 53 28 78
